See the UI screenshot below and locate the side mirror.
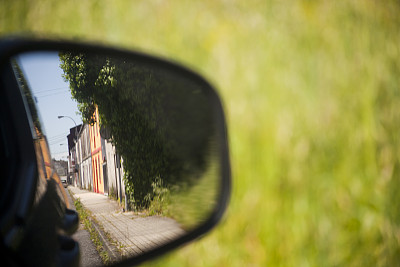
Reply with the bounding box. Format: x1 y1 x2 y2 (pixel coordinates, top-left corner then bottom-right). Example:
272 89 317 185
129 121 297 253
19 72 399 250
0 38 230 267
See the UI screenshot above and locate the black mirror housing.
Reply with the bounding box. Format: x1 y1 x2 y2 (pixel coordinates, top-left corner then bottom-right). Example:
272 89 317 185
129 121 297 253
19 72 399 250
0 38 231 267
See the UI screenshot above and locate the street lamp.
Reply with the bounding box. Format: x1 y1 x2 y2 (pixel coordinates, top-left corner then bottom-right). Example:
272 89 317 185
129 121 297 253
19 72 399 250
58 115 77 140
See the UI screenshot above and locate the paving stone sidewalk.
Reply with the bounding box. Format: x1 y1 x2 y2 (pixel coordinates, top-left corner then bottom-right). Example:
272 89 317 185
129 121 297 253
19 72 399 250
68 186 185 257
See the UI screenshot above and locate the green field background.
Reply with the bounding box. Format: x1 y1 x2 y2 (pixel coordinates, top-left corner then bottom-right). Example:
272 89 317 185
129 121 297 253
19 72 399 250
2 1 400 266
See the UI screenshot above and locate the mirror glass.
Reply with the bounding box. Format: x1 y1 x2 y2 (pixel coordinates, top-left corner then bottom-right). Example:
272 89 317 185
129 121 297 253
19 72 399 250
11 51 221 263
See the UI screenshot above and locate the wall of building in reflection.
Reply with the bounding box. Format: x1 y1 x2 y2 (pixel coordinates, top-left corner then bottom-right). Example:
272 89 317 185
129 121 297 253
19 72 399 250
67 105 126 203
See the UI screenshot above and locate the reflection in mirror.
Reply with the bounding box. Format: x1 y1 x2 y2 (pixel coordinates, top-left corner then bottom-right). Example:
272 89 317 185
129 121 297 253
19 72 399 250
12 51 220 262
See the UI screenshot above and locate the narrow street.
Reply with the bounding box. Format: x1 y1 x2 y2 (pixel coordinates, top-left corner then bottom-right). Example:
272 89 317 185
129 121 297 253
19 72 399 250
65 188 103 267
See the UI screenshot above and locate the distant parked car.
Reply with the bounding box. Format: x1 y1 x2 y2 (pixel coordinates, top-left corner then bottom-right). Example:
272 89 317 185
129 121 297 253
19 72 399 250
61 177 68 188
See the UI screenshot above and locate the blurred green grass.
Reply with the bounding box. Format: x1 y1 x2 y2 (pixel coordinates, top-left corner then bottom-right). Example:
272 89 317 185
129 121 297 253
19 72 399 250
2 0 400 266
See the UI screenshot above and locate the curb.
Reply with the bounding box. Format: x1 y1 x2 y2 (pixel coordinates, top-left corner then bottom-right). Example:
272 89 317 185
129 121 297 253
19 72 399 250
68 187 121 264
87 215 121 263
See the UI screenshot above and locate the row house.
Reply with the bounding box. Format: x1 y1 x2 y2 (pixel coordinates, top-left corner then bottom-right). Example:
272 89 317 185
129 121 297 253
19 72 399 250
69 105 125 201
76 124 93 190
90 106 104 194
102 138 126 200
67 125 82 187
53 159 68 177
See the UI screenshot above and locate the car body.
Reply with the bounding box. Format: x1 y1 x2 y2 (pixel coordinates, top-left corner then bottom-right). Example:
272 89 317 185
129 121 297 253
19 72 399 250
0 51 80 266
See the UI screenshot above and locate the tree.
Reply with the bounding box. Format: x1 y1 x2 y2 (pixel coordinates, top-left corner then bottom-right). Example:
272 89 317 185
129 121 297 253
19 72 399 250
60 51 214 209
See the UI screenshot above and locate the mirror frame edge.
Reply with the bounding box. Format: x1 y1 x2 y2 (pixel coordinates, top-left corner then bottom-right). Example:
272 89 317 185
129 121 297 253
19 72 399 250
0 37 232 266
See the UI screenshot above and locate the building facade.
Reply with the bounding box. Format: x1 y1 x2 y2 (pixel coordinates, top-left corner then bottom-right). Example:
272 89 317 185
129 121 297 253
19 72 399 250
76 124 93 190
53 159 68 177
65 107 125 200
103 139 125 200
90 106 104 194
67 125 82 187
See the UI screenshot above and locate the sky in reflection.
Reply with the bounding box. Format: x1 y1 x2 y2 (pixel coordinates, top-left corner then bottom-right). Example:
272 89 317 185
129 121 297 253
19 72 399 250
17 52 82 160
